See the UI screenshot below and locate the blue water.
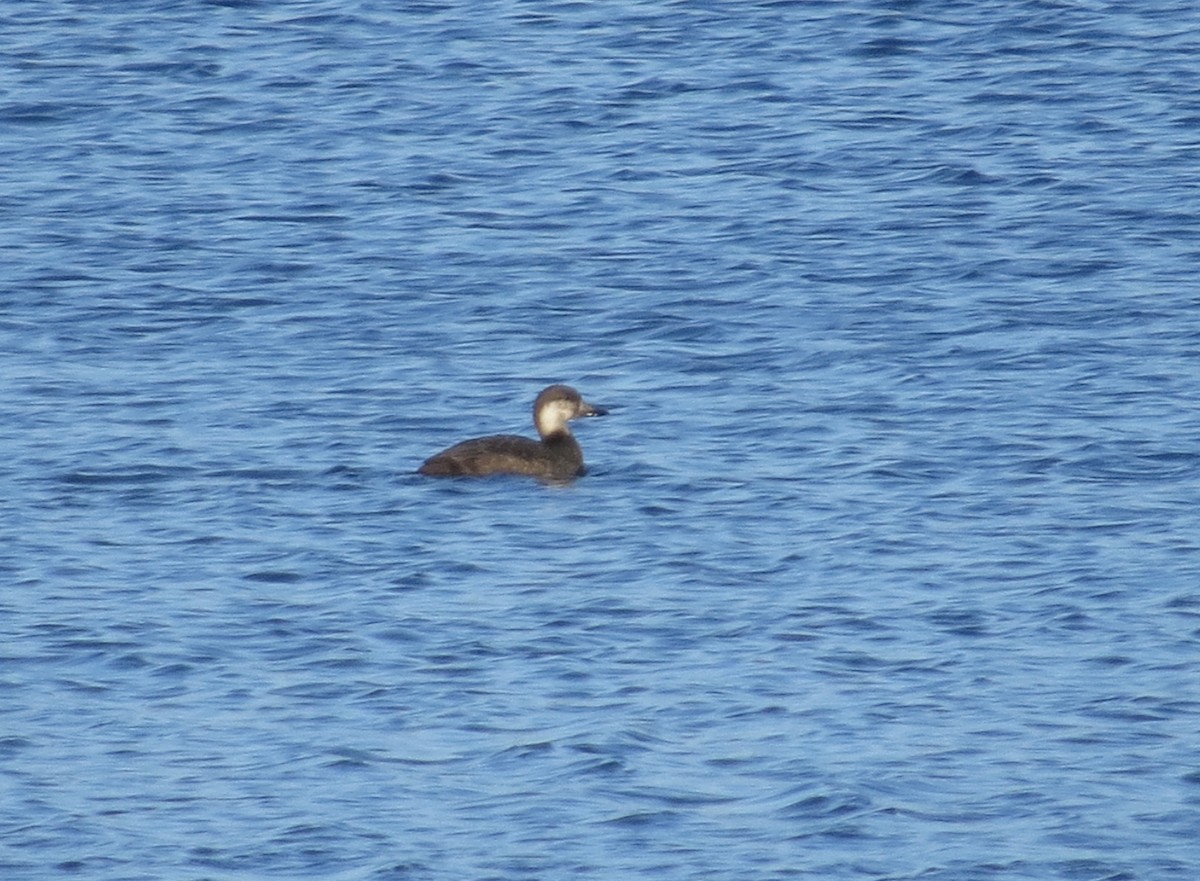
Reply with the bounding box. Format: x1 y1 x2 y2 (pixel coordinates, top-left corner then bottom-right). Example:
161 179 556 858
3 2 1199 879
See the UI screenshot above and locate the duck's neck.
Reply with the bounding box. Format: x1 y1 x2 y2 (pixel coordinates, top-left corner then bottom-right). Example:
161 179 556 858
535 415 571 439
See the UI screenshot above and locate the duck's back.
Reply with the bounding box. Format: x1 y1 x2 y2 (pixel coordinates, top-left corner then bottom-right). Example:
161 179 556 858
418 433 585 479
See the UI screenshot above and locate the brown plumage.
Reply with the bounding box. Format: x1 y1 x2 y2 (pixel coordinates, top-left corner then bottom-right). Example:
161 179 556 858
418 384 607 481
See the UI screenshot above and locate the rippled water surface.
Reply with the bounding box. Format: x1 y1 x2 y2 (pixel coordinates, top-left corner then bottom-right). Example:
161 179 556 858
3 2 1200 879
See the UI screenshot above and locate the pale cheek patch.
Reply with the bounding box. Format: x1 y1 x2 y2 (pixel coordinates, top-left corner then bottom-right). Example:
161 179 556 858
536 400 576 436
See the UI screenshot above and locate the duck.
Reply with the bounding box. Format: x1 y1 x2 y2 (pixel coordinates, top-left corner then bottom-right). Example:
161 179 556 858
418 384 607 480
